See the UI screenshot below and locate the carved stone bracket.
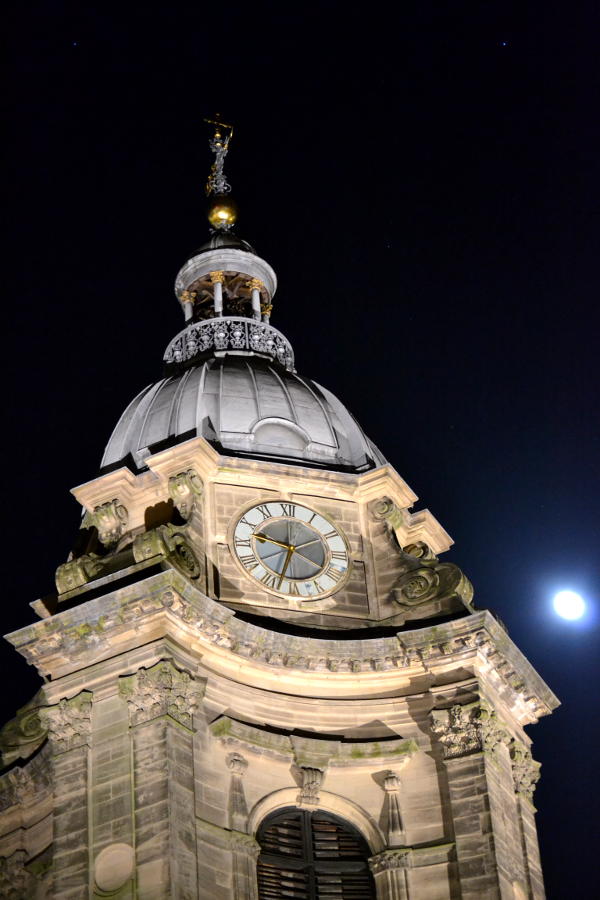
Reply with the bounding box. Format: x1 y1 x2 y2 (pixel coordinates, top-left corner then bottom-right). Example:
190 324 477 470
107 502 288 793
297 766 325 806
370 497 405 536
55 553 103 594
83 499 128 548
168 469 203 520
119 660 205 729
133 524 201 580
0 851 36 899
39 691 93 754
510 742 541 804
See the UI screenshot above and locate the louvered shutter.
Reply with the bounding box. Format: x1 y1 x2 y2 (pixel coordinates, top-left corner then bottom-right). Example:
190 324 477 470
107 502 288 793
257 808 375 899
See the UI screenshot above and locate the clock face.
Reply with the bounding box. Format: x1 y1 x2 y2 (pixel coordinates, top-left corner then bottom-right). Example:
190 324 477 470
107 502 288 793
232 501 350 599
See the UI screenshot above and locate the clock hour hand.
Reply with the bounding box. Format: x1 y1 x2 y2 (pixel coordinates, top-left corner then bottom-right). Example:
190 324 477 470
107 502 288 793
255 532 292 551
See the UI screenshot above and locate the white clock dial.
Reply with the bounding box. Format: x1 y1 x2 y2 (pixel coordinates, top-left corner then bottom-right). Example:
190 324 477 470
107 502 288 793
232 501 350 599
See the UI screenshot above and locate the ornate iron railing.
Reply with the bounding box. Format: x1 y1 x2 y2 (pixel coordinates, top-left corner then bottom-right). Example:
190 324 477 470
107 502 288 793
163 317 295 372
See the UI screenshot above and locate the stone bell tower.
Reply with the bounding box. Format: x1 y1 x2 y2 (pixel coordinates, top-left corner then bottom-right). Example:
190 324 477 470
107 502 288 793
0 122 557 900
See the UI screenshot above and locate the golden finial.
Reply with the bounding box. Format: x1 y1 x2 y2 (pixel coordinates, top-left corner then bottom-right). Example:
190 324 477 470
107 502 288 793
204 115 237 230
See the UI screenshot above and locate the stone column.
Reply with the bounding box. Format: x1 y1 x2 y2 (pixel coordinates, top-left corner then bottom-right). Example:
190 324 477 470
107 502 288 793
210 271 225 316
40 692 93 900
369 849 410 900
120 661 204 900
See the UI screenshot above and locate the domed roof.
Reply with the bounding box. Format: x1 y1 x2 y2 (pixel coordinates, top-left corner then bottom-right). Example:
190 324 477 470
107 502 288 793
101 356 385 473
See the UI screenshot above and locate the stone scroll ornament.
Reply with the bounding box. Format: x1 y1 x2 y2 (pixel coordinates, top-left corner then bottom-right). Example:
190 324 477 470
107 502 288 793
370 498 474 611
168 469 203 520
83 499 129 548
133 523 202 580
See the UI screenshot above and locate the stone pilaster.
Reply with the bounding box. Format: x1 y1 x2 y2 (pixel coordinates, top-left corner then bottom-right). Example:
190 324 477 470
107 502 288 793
230 832 260 900
120 660 204 899
369 849 410 900
511 743 544 899
431 701 538 900
89 690 135 899
40 692 92 900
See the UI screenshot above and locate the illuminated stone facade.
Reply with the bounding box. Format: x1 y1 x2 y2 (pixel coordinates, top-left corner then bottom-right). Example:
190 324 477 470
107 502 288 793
0 228 557 899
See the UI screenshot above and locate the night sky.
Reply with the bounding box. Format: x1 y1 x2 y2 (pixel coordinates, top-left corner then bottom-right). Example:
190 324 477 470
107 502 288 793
3 2 600 895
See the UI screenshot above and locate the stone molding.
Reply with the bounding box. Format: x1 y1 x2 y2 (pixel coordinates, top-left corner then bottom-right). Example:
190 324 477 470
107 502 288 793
212 716 418 768
382 771 404 844
369 843 454 873
119 660 204 729
7 572 558 720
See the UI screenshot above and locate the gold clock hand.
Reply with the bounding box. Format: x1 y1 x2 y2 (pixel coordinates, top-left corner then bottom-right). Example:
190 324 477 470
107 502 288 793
255 533 292 551
278 544 295 588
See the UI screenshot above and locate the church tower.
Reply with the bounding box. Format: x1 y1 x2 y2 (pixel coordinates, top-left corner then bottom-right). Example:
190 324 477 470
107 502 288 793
0 124 557 899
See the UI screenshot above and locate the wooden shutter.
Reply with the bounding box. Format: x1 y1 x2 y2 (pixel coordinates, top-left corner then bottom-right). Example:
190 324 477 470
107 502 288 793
257 808 375 899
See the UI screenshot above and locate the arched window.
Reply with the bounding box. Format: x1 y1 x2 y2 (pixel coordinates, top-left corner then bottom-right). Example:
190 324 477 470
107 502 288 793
257 806 375 899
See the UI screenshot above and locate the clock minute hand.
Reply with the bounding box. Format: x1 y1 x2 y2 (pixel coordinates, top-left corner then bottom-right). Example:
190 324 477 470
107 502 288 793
278 544 295 588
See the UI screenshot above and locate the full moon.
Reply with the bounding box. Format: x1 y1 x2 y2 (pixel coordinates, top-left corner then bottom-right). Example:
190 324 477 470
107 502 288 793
553 590 586 620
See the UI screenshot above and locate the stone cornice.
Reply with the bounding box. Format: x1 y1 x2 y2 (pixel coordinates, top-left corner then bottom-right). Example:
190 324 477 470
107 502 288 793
69 436 452 554
5 574 558 721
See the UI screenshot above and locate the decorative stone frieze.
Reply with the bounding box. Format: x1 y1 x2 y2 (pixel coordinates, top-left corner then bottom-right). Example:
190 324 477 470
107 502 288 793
168 469 203 520
0 850 35 899
39 691 93 753
510 742 541 804
84 499 128 547
297 766 325 805
119 660 204 728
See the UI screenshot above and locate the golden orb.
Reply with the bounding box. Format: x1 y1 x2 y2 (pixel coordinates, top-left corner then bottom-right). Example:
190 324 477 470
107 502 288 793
207 196 238 229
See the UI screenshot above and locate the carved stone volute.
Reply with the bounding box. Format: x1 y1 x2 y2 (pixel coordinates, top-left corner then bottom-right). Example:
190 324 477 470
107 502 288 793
394 542 474 611
84 499 128 548
168 469 203 520
119 660 204 729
